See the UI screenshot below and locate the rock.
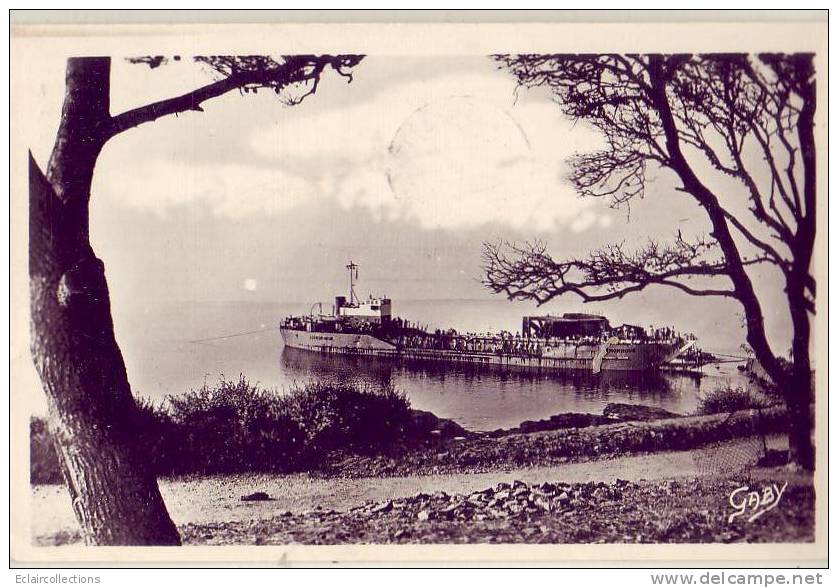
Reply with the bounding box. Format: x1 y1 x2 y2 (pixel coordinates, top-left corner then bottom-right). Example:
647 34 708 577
409 409 470 440
467 495 485 507
371 500 393 514
240 491 271 502
603 403 681 422
438 418 469 439
409 409 440 433
493 412 612 436
534 496 552 511
417 510 430 521
519 413 612 433
440 503 461 519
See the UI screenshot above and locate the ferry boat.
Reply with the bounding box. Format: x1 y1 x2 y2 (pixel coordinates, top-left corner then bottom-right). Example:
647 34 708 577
279 263 698 373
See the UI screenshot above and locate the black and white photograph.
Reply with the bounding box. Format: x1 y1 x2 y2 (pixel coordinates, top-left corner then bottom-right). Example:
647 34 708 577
9 13 827 566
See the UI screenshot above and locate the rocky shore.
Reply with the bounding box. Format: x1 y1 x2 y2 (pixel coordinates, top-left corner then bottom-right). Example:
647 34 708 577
486 403 684 436
33 402 802 547
320 405 786 478
178 473 814 545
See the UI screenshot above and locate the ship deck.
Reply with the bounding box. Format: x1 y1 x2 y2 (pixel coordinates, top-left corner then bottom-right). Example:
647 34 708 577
279 327 680 373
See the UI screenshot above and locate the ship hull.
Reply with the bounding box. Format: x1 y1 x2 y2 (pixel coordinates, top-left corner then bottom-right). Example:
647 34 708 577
280 328 397 353
280 328 677 372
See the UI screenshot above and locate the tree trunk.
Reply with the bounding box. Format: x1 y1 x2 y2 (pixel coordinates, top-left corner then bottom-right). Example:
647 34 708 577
29 57 180 545
785 277 815 471
648 58 785 382
785 373 814 471
649 56 816 471
784 64 816 472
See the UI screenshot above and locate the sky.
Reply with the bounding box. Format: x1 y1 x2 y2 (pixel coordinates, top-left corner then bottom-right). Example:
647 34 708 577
25 54 798 353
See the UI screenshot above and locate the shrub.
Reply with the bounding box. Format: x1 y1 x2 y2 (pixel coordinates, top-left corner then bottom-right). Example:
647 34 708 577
166 377 413 472
166 376 305 474
29 376 414 482
130 396 181 476
696 385 772 415
281 381 411 461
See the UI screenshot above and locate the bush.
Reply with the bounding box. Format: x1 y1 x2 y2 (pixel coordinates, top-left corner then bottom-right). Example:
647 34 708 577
167 377 411 472
131 396 181 475
166 376 305 474
31 376 414 482
281 381 411 460
696 385 772 415
30 417 61 484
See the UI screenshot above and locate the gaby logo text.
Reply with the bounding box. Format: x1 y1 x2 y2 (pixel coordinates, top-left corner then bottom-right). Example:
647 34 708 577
728 482 787 523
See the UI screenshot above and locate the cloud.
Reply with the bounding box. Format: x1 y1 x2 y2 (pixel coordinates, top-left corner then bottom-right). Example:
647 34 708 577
92 158 317 219
94 59 611 233
248 66 609 232
570 210 598 233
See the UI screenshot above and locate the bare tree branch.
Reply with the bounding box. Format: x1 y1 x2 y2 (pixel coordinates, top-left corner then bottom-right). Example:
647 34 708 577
111 54 363 135
483 237 746 306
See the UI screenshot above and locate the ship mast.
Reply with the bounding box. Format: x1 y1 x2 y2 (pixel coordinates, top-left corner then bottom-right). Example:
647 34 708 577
346 261 359 305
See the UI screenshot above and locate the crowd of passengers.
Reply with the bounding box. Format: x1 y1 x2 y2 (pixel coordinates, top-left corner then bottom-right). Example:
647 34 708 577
394 328 695 357
281 316 381 334
282 316 695 357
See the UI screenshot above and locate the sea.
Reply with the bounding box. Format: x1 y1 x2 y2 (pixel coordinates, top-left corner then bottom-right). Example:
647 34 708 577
116 299 751 432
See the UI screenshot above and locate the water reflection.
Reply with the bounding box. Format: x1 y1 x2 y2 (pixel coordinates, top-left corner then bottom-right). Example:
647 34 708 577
280 346 710 431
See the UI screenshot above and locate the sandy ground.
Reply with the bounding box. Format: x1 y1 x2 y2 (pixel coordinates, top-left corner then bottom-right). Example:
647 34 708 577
30 434 785 544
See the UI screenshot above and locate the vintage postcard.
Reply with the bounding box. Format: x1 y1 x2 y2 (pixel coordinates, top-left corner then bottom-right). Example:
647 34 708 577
9 14 828 566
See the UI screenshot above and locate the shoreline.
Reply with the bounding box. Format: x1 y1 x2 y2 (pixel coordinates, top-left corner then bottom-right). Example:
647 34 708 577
31 401 799 546
31 402 786 484
32 425 800 546
33 436 812 546
314 406 786 479
176 473 814 545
